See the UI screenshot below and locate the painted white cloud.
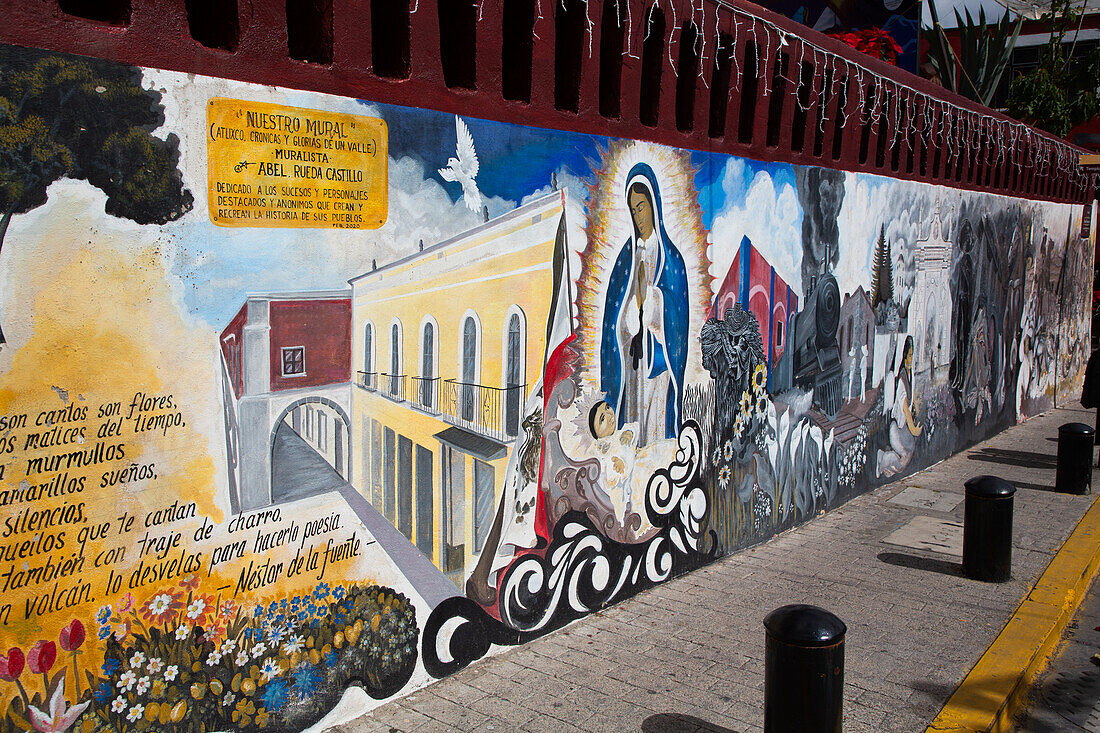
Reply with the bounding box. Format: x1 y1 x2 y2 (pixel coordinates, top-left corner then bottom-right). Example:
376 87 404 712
835 173 926 304
708 160 803 300
521 165 591 207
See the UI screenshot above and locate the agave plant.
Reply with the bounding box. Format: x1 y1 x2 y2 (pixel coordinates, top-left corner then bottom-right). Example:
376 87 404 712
925 0 1022 107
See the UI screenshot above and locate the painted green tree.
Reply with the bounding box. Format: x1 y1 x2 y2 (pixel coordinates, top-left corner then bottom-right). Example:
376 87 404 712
870 224 893 308
0 47 193 345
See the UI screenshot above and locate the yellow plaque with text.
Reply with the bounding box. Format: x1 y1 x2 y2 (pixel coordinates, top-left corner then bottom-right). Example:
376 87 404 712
207 98 387 229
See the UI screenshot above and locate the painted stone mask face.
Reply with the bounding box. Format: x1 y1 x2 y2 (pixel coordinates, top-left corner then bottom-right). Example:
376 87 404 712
629 187 655 240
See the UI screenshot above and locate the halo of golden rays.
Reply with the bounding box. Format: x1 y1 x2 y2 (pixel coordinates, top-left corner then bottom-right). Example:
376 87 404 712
576 140 712 393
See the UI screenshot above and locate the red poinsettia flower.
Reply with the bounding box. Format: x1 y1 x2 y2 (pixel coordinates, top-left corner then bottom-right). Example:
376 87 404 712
830 27 903 65
58 620 85 652
27 641 56 674
0 648 24 681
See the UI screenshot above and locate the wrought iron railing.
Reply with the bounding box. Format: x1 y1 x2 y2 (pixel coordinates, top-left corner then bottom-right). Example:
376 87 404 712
356 371 377 391
381 373 406 400
411 376 440 412
440 379 526 443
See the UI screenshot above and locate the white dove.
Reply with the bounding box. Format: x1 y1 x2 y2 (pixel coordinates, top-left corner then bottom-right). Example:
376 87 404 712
438 115 482 213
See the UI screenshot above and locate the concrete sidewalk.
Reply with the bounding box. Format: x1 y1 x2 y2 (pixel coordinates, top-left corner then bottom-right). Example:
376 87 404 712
333 406 1100 733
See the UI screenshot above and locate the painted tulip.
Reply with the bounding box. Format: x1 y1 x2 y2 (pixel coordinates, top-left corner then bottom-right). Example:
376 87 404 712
27 641 56 675
0 647 24 680
58 620 85 652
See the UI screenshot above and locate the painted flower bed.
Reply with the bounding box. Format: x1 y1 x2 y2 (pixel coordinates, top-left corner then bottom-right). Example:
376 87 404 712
1 578 417 733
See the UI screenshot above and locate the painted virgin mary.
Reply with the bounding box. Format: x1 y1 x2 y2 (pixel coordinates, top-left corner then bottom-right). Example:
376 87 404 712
600 163 689 447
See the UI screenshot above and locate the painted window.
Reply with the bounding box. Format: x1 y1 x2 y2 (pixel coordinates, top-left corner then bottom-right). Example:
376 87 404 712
364 322 373 374
505 312 524 436
421 320 435 408
461 315 478 421
390 322 401 396
281 346 305 376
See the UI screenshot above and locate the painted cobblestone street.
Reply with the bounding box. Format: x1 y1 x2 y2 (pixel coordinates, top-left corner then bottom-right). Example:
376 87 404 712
335 405 1100 733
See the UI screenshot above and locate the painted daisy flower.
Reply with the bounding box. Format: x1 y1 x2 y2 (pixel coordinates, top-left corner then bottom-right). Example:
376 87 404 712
175 625 190 640
186 598 208 621
251 642 267 659
223 692 236 707
164 665 179 681
722 440 734 462
127 704 144 722
235 650 249 666
260 658 280 682
283 636 304 654
146 658 163 674
207 651 223 666
718 465 731 490
111 696 127 714
142 592 182 621
220 639 237 654
117 671 137 691
129 652 145 668
136 676 150 695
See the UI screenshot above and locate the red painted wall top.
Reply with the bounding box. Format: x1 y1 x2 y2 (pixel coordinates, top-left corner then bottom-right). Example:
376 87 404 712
1 0 1094 203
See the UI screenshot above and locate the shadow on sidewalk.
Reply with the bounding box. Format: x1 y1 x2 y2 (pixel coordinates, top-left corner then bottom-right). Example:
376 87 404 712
641 713 741 732
878 551 964 577
967 448 1058 469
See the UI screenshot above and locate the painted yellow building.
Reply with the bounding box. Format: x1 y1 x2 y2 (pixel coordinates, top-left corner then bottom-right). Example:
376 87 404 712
349 191 565 588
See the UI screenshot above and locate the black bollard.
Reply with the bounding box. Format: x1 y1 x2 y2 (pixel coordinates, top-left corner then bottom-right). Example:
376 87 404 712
763 604 845 733
1056 423 1094 494
962 475 1015 583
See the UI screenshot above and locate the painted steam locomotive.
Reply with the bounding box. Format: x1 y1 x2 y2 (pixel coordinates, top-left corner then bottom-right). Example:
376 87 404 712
770 271 844 418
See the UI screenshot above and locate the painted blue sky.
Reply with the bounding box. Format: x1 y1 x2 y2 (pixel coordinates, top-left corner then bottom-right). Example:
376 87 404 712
372 103 605 206
692 152 797 230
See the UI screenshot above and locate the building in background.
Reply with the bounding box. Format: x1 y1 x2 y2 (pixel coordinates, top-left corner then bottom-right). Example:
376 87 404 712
219 290 352 513
713 235 800 375
349 191 565 589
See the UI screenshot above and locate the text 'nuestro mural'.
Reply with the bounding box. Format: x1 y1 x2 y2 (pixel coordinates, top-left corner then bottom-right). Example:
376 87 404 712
207 98 388 229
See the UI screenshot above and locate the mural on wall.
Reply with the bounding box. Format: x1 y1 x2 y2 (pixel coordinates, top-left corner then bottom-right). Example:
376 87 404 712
0 44 1094 732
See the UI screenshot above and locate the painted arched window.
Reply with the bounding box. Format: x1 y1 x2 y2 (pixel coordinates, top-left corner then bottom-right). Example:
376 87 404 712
363 322 374 387
461 315 479 421
504 309 526 436
389 321 402 397
421 320 436 408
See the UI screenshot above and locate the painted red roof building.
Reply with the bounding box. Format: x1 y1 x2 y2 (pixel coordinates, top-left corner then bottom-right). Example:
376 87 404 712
713 235 800 370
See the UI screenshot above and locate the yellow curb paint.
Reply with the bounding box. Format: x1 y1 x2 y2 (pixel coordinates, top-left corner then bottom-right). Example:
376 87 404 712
926 494 1100 733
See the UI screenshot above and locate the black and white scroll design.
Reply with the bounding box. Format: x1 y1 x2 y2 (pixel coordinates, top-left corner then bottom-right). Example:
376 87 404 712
422 420 714 678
